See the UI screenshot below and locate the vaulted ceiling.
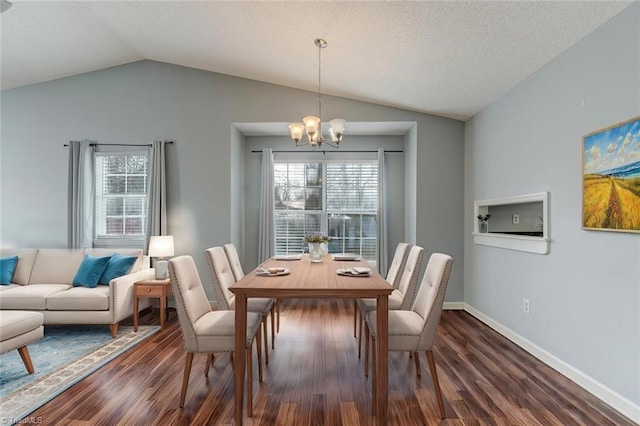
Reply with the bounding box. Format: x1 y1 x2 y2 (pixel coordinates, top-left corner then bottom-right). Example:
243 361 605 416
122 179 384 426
0 1 632 120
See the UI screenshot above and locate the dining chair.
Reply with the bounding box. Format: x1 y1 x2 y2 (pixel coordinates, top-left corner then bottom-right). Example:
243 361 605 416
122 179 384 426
353 242 410 337
168 255 263 414
224 243 279 339
358 244 423 370
223 243 245 281
365 252 453 419
207 246 276 364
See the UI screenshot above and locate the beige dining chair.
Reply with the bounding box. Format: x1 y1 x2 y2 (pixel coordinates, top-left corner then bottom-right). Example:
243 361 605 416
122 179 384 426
365 252 453 419
353 242 410 337
168 255 263 414
223 243 245 281
224 243 280 338
207 246 276 364
358 244 424 372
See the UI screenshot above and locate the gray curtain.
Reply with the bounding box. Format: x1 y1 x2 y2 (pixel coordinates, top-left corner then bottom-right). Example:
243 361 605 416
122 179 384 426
258 148 274 262
67 140 95 248
377 148 388 276
146 140 168 249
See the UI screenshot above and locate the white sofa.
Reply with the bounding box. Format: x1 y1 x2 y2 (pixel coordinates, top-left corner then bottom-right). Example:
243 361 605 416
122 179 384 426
0 248 154 337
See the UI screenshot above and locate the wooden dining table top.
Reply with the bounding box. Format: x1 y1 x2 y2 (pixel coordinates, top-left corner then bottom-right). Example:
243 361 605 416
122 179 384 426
229 254 394 298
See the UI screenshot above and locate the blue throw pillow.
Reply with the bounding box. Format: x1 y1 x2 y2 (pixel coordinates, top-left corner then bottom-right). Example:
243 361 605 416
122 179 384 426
0 256 19 285
73 255 111 288
99 253 137 285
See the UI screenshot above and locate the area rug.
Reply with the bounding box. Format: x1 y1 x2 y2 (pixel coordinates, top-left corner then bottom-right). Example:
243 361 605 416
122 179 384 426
0 324 159 424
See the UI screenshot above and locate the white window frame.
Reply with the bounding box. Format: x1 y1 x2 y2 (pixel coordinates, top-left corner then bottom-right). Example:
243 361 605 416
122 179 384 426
273 159 378 261
93 149 149 248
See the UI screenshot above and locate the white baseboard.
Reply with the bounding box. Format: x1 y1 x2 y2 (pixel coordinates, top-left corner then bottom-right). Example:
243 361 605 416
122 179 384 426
463 303 640 425
443 301 465 310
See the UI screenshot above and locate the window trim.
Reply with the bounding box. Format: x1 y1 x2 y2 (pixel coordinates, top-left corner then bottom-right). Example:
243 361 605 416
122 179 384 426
93 149 149 247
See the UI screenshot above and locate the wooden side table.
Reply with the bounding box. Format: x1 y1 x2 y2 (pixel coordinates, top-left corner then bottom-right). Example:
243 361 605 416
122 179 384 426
133 278 172 331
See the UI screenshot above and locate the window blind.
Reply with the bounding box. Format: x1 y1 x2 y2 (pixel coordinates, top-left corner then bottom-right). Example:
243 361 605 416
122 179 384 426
326 163 378 259
273 161 378 260
95 153 148 238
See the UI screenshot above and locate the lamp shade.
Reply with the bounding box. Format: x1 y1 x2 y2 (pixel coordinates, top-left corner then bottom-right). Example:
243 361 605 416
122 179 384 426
302 116 320 133
329 119 346 134
148 235 174 258
289 123 305 142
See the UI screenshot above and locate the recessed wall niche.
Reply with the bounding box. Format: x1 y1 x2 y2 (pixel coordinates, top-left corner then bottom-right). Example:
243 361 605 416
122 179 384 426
474 192 549 254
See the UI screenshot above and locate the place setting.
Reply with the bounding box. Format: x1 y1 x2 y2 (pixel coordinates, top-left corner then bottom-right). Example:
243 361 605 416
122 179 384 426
332 253 362 261
271 254 302 261
336 266 372 277
256 267 291 277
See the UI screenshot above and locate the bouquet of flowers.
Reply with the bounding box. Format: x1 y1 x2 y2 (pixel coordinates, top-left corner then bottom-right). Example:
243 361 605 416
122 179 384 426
303 232 332 243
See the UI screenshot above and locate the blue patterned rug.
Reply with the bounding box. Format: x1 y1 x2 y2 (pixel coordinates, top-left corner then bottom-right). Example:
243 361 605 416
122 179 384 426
0 324 159 424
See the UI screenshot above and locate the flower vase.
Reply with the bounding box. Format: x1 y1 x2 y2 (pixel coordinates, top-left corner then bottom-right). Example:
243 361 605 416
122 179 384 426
308 242 328 262
479 221 488 233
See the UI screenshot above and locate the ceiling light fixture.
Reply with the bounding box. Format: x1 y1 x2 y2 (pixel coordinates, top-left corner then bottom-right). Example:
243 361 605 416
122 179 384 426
289 38 345 149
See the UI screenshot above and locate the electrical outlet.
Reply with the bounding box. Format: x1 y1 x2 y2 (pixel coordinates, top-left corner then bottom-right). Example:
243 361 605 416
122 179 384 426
523 298 530 314
512 214 520 224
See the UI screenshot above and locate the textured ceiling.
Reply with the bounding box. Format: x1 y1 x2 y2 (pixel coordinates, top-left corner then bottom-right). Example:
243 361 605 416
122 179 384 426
0 1 632 120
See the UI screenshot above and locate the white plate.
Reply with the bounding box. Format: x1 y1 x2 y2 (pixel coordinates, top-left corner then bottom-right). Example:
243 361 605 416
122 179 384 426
332 254 361 261
256 268 291 277
336 267 371 277
272 254 302 261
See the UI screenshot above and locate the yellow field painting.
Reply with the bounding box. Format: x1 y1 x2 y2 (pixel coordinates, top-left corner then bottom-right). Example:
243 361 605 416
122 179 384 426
583 175 640 231
583 116 640 233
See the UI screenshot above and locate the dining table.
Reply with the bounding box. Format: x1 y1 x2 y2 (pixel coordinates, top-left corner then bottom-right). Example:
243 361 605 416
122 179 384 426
229 253 393 425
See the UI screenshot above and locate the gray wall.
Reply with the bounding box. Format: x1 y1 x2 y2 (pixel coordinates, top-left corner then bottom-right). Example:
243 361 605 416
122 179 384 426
465 3 639 407
417 118 466 302
0 60 465 302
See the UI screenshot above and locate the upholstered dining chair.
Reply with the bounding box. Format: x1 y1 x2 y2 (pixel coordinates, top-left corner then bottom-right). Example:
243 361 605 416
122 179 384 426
223 243 245 281
353 242 410 337
224 243 280 339
207 246 276 364
358 244 424 372
168 255 263 414
365 253 453 419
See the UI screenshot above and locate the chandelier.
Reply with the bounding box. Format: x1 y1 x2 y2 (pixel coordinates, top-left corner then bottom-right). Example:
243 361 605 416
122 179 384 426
289 38 346 149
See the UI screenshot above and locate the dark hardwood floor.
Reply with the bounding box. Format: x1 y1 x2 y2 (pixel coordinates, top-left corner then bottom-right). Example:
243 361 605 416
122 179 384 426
31 299 634 425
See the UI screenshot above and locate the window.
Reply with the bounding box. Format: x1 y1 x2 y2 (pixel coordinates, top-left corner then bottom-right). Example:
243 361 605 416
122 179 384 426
95 153 148 240
274 161 378 261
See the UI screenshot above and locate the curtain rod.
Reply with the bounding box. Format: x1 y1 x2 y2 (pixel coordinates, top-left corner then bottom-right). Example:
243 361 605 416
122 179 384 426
64 141 174 147
251 149 403 154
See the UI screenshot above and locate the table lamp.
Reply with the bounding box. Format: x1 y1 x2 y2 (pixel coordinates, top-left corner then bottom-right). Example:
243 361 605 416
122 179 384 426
148 235 174 279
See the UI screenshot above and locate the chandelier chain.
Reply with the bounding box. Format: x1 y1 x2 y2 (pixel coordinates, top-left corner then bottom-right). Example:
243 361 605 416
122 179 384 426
317 40 322 121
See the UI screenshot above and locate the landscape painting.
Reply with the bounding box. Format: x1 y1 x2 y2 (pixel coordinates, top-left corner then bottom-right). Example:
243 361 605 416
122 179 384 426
583 116 640 233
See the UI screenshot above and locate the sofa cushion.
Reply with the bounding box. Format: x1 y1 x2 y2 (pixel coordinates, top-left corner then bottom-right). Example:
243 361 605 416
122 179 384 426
0 284 71 310
46 286 110 311
86 248 145 273
98 254 138 285
0 284 21 292
0 249 38 285
0 256 18 285
29 249 86 284
73 255 111 288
